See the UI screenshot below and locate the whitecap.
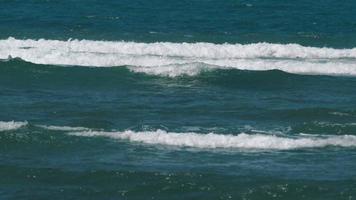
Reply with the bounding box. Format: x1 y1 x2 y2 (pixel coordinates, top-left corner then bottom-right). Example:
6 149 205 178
37 125 90 131
67 129 356 150
2 37 356 77
0 121 28 131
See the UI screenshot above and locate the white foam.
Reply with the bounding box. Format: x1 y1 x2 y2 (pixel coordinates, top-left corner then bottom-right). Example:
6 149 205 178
37 125 90 131
0 121 28 131
1 37 356 76
68 129 356 150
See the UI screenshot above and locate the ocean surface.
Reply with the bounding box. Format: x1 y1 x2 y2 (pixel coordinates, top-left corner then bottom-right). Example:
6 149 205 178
1 0 356 199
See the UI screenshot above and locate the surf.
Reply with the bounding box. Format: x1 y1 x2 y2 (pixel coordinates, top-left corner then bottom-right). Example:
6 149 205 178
0 121 28 132
31 124 356 150
66 129 356 150
1 37 356 77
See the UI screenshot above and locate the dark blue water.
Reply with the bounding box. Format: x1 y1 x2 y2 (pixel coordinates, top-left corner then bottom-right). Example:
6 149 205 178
1 1 356 199
2 0 356 47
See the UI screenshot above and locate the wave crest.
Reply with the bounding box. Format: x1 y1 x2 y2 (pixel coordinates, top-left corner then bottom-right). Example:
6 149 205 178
0 121 28 132
1 38 356 77
68 129 356 150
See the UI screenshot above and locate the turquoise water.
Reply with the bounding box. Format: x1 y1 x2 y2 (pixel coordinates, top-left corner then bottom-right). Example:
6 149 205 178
1 1 356 199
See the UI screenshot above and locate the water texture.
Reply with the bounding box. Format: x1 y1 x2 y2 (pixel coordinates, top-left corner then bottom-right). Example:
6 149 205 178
1 0 356 199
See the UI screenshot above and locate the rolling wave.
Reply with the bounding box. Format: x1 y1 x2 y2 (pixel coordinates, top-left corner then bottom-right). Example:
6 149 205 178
0 121 28 132
1 37 356 77
68 129 356 150
36 125 90 131
2 121 356 149
36 125 356 150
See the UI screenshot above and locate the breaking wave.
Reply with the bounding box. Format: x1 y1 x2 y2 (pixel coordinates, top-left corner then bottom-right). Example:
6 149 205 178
2 122 356 150
67 129 356 150
36 125 90 131
0 121 28 132
1 37 356 77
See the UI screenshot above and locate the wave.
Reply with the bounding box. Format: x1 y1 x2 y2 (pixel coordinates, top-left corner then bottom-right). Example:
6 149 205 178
2 122 356 150
67 129 356 150
0 121 28 131
36 125 90 131
1 37 356 77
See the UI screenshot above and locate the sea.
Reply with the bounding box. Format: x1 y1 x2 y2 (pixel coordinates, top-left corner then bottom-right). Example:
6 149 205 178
1 0 356 199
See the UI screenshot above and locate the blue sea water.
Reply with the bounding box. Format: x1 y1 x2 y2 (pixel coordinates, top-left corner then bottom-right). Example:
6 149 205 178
1 0 356 199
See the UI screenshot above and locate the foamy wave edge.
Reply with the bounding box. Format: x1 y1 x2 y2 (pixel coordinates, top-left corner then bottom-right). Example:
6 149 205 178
2 37 356 77
3 123 356 149
68 129 356 150
0 121 28 131
36 125 90 131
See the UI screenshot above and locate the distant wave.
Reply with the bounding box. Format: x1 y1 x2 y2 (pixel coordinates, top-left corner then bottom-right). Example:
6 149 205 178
2 122 356 149
1 37 356 77
36 125 90 131
68 129 356 150
0 121 28 131
38 125 356 150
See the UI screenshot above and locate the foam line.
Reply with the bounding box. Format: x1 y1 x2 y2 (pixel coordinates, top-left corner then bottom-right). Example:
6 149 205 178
1 38 356 77
37 125 90 131
0 121 28 131
68 129 356 150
